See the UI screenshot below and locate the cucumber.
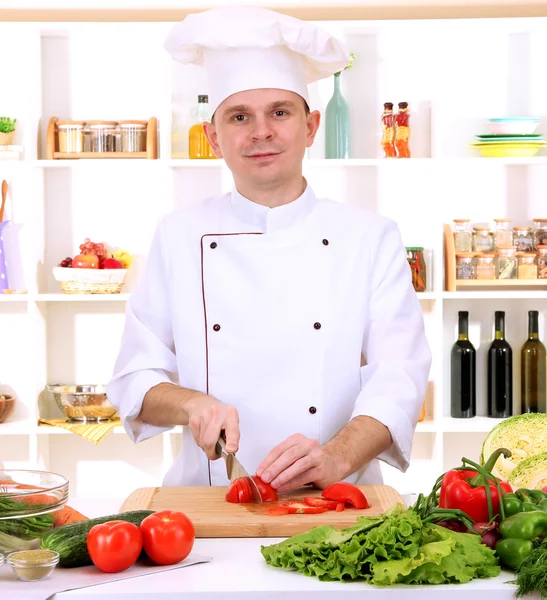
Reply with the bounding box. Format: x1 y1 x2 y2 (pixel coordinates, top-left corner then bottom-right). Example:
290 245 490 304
40 510 154 567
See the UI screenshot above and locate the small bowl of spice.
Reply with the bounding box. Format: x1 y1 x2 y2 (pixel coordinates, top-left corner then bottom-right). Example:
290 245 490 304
7 549 59 582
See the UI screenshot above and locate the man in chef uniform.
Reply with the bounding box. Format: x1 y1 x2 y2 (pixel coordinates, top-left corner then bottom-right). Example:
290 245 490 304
108 7 431 492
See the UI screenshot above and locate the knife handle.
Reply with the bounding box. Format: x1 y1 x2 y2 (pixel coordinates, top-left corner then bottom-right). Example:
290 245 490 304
215 431 228 458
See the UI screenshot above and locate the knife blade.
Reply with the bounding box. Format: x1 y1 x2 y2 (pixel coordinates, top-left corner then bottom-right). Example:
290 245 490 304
215 435 262 504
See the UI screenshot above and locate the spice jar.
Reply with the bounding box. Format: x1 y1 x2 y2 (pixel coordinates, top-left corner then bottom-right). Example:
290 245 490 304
453 219 473 252
513 226 534 252
88 121 117 152
456 253 476 280
119 121 147 152
406 247 427 292
57 120 85 153
538 246 547 279
493 218 513 249
475 253 497 280
497 246 517 280
472 227 494 252
7 549 59 582
517 253 538 279
533 219 547 249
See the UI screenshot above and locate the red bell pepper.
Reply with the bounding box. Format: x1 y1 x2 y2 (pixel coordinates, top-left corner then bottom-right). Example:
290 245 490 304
439 448 512 523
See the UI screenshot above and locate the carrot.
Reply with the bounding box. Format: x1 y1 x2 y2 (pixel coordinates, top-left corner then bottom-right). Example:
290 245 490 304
53 505 88 527
0 480 60 506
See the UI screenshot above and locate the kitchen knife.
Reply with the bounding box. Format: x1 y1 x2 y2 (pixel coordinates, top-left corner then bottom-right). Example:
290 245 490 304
215 435 262 504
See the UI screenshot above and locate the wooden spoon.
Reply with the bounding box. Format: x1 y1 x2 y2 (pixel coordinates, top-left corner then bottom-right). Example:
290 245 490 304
0 180 7 222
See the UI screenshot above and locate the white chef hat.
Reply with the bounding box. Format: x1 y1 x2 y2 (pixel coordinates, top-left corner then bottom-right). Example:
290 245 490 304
164 6 350 115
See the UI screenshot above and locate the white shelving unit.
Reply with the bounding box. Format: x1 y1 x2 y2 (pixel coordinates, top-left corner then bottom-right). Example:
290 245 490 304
1 14 546 515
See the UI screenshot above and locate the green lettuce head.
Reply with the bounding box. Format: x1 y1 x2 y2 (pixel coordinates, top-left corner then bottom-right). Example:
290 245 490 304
508 452 547 489
480 413 547 482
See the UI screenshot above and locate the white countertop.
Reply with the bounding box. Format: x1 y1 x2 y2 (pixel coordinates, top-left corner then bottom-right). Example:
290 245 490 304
54 536 522 600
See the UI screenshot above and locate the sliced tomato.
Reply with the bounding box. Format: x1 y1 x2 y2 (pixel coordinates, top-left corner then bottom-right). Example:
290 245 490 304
304 497 338 510
226 478 253 504
252 475 278 502
336 502 345 512
278 501 328 514
268 506 290 516
321 482 370 509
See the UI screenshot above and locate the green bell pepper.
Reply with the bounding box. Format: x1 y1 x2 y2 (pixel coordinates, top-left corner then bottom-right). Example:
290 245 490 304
496 538 535 571
502 488 547 517
496 510 547 570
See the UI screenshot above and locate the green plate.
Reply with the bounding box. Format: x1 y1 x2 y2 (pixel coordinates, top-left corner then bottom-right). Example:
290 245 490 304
476 134 543 140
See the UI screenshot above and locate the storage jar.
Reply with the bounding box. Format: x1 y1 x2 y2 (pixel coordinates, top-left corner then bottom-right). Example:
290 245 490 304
472 227 494 252
538 246 547 279
456 253 476 280
475 253 496 279
57 120 85 153
513 226 534 252
497 246 517 279
517 252 538 279
493 218 513 249
533 218 547 249
119 121 147 152
453 219 472 252
88 121 117 152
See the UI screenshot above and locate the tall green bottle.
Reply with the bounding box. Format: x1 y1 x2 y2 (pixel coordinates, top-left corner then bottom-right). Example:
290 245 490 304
325 73 350 159
521 310 547 413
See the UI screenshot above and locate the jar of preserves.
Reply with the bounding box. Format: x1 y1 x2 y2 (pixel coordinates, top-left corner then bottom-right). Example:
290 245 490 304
453 219 472 252
513 226 534 252
517 252 538 279
88 121 117 152
119 121 147 152
456 253 476 280
57 120 85 153
406 247 427 292
475 253 497 280
493 218 513 249
472 227 494 252
533 218 547 249
538 246 547 279
497 246 517 279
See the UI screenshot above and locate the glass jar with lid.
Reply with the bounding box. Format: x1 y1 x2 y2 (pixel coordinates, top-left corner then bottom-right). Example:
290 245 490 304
537 246 547 279
517 252 538 279
405 247 427 292
513 226 534 252
456 253 476 280
493 218 513 249
119 121 147 153
497 246 517 279
475 253 497 279
453 219 472 252
88 121 117 152
533 218 547 249
57 120 85 153
472 226 494 252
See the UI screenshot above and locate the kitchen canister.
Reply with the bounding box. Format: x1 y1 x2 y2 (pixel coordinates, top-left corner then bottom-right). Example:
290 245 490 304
0 220 10 291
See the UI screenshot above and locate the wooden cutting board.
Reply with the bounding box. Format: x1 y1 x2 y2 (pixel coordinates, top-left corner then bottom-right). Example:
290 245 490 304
120 484 404 538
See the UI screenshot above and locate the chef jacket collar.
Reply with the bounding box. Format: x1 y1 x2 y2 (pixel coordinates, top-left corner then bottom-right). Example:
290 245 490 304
230 182 317 233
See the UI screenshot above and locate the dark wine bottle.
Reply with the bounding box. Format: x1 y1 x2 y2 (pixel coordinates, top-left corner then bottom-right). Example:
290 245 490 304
451 311 476 418
521 310 547 413
487 311 513 418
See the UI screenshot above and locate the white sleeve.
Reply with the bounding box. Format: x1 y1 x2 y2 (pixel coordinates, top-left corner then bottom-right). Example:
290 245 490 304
350 220 432 472
108 218 179 443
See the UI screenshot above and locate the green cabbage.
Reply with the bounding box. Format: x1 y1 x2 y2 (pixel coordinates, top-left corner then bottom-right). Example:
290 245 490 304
480 413 547 481
508 451 547 489
260 504 500 585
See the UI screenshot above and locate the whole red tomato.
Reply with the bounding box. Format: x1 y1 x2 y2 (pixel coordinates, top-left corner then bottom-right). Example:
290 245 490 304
140 510 195 565
72 253 99 269
87 520 143 573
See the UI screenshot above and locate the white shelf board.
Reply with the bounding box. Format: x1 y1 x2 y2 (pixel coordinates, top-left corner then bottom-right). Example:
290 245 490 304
0 418 34 435
417 292 437 301
443 291 547 300
442 416 504 433
415 419 437 432
0 294 29 302
34 293 130 302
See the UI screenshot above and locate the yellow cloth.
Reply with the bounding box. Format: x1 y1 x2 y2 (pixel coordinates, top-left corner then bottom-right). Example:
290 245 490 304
38 418 122 444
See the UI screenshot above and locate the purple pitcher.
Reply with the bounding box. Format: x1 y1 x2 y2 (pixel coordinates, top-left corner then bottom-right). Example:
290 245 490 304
0 220 10 291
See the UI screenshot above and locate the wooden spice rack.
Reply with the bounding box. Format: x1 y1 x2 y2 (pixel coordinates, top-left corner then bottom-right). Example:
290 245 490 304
46 116 158 159
443 223 547 291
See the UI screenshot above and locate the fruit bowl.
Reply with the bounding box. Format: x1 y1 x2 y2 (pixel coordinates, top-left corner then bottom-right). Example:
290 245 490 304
46 384 118 421
53 266 128 294
0 470 68 554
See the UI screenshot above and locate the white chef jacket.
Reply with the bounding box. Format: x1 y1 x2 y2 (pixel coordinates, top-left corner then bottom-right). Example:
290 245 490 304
108 184 431 487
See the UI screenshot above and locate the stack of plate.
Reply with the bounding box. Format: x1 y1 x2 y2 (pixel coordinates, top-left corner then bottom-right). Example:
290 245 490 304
472 117 545 157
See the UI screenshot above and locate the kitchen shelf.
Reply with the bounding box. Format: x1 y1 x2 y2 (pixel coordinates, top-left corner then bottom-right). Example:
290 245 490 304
442 416 505 433
34 293 131 302
0 294 29 302
443 291 547 299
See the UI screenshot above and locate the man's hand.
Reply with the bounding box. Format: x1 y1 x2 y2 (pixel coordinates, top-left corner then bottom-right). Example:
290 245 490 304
255 434 343 493
185 394 240 460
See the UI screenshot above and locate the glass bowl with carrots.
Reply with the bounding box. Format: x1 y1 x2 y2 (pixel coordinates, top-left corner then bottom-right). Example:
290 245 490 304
0 470 71 554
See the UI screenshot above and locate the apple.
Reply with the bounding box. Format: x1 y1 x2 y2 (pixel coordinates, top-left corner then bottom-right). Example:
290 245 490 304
103 257 123 269
72 253 99 269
